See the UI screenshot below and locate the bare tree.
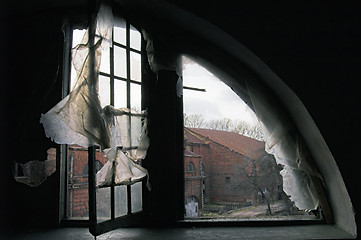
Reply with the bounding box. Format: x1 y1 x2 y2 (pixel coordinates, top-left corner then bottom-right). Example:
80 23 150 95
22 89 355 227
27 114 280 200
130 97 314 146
184 114 207 128
207 118 233 131
237 155 282 216
184 114 263 140
233 119 264 141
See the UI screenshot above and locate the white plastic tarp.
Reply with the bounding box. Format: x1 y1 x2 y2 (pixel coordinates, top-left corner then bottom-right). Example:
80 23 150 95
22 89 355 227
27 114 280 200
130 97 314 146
40 4 150 189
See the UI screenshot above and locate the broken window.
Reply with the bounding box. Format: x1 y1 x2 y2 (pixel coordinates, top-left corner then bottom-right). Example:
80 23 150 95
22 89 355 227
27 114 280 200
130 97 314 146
40 5 149 223
182 56 321 221
12 148 56 187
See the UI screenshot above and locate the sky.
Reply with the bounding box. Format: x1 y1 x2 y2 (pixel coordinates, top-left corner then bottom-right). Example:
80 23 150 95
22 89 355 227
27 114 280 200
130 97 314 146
182 57 258 126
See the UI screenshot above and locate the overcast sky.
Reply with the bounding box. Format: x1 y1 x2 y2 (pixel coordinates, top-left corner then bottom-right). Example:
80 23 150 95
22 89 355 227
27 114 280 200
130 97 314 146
182 57 258 125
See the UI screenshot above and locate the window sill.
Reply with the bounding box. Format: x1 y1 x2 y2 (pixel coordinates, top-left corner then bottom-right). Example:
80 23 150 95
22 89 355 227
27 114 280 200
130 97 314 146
6 225 355 239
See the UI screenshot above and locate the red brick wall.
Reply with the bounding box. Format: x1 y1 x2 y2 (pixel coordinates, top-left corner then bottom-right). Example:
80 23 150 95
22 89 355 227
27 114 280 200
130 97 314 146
185 139 282 206
67 146 108 218
184 155 203 207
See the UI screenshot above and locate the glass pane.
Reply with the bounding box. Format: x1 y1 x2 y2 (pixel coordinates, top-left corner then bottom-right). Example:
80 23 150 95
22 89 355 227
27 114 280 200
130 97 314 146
99 75 110 108
99 47 110 74
114 80 127 109
96 187 111 222
113 17 126 45
115 185 128 218
131 182 142 213
130 52 141 82
130 25 141 51
114 46 127 78
130 83 141 111
71 29 86 91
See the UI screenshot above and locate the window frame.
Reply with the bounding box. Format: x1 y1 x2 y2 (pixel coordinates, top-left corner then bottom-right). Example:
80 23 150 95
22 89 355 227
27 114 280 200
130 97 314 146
59 16 147 231
59 13 328 234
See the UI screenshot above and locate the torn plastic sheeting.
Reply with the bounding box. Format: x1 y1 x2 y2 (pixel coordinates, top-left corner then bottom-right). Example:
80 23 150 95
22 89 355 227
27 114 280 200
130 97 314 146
96 150 149 188
281 166 319 210
99 106 151 189
40 4 150 189
41 4 113 149
246 78 320 211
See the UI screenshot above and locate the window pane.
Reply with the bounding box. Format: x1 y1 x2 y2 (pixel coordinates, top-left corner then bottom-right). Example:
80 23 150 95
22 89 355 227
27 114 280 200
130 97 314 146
99 47 110 74
115 185 128 217
99 75 110 108
96 187 111 222
113 17 126 45
130 25 141 51
131 182 142 213
130 52 141 82
114 80 127 109
130 83 141 111
71 29 86 91
114 46 127 78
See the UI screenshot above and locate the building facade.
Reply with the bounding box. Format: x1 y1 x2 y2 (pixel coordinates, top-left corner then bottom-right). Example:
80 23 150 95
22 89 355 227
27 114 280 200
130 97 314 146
184 128 284 217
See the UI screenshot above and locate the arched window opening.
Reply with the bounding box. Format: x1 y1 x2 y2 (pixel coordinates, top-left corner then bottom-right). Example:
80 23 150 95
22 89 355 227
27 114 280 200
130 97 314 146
186 162 196 172
183 56 320 220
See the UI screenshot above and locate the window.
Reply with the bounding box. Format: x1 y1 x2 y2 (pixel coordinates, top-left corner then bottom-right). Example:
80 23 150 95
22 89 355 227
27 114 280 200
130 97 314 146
12 148 56 187
182 56 321 221
44 2 355 238
186 162 196 172
225 176 231 184
82 160 104 175
63 16 145 225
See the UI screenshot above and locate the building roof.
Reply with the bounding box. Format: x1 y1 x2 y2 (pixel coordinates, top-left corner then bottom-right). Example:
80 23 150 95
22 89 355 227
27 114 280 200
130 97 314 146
186 128 266 160
184 128 210 145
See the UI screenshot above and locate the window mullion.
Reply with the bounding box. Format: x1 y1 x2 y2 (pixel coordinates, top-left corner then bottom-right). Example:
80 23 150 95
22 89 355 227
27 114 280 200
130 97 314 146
110 29 115 220
110 29 115 107
126 22 131 109
125 21 133 215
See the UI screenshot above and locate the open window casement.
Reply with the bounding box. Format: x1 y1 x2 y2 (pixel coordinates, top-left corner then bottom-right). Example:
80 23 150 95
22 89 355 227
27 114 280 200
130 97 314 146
40 4 149 188
40 4 149 235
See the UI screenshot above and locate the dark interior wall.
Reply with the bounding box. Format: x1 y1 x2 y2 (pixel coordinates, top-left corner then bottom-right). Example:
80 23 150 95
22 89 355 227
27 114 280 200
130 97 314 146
1 0 360 234
2 10 65 228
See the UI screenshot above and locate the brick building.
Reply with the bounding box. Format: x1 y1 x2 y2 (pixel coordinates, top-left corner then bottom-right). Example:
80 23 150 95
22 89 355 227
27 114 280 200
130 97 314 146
15 129 283 219
184 128 284 217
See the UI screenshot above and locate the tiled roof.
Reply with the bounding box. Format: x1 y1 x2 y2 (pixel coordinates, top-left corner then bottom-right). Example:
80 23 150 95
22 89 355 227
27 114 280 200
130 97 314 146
186 128 265 160
184 128 209 144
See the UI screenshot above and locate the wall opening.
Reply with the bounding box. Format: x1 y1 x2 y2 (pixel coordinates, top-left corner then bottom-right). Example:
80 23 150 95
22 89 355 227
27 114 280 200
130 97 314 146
12 148 56 187
182 56 320 221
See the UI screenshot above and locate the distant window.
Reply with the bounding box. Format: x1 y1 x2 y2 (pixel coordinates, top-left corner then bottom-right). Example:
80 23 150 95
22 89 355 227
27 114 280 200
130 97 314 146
225 176 231 184
82 160 104 175
186 162 196 172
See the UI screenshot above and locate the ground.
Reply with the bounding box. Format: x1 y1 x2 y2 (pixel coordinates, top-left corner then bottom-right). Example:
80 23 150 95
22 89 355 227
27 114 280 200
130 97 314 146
197 201 318 221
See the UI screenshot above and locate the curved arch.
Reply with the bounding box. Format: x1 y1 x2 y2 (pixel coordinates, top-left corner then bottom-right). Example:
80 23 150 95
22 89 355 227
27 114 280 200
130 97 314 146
115 0 355 235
